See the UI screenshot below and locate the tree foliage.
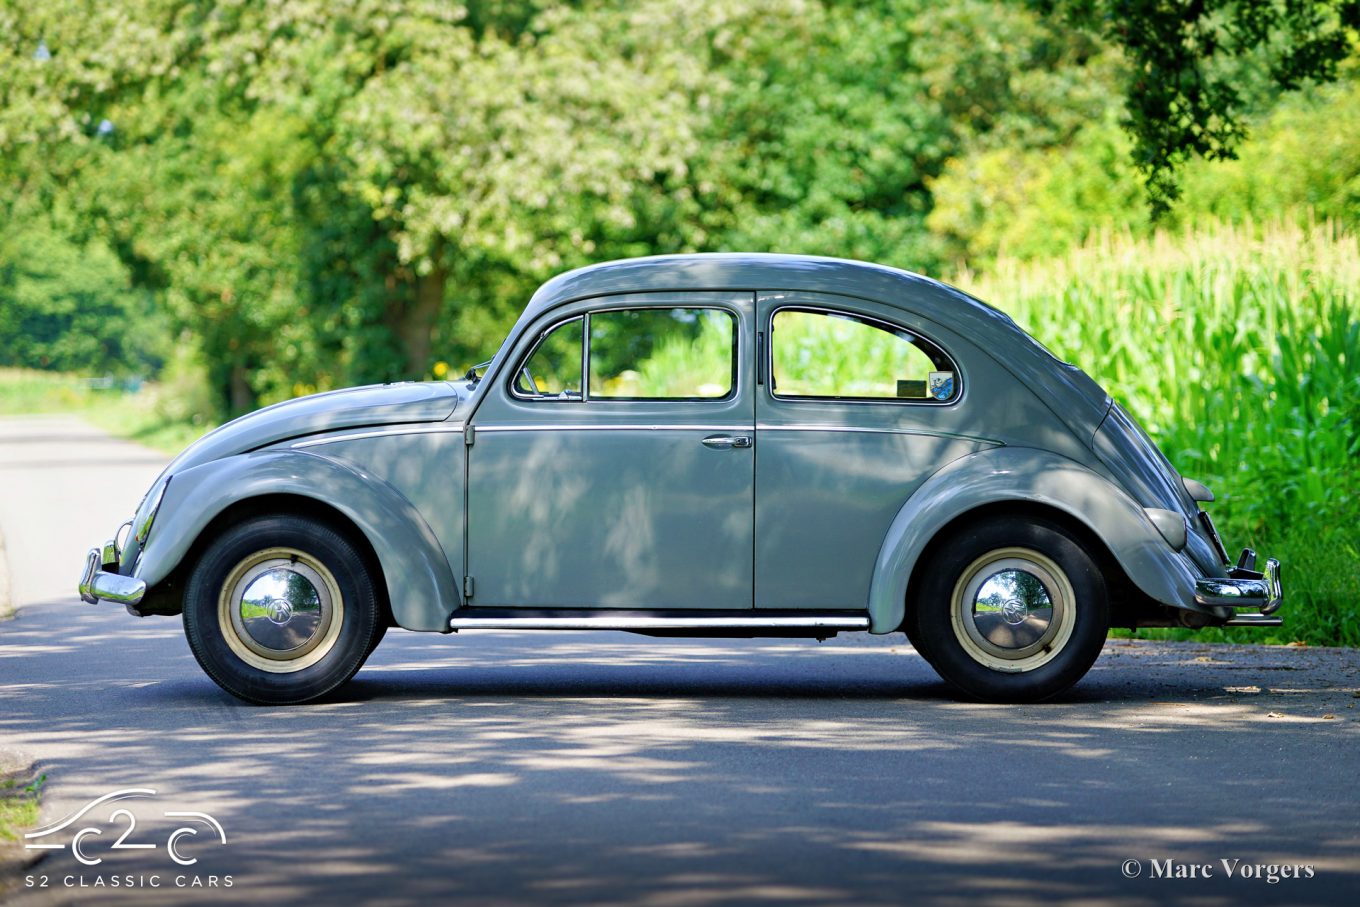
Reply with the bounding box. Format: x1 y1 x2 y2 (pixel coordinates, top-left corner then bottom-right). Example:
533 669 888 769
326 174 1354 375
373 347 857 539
1036 0 1360 213
0 0 1353 414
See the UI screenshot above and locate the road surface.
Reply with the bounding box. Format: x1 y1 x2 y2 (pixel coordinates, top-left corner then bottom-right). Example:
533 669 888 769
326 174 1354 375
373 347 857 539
1 416 1358 906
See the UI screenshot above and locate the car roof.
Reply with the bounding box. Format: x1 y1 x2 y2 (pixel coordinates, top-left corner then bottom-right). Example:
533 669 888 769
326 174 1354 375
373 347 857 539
523 252 1021 341
499 252 1110 443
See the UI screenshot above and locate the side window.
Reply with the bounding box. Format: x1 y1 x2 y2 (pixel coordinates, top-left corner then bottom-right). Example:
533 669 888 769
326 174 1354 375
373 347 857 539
770 308 957 402
514 317 583 399
589 308 734 400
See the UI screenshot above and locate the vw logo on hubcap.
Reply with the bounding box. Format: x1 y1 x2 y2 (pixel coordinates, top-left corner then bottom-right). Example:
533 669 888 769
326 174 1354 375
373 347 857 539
1000 598 1029 625
265 597 294 625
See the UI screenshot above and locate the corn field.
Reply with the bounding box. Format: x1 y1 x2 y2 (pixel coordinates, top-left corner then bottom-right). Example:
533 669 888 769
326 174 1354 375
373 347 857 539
964 219 1360 645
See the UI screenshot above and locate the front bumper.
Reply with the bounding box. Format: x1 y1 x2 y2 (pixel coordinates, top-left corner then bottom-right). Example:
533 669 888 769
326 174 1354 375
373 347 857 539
1194 550 1283 627
78 544 147 614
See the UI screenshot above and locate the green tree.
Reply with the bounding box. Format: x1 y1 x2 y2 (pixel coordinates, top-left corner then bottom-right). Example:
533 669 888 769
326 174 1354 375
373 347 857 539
1035 0 1360 213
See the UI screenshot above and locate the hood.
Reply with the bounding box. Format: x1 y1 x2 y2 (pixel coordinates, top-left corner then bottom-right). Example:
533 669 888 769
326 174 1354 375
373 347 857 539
166 381 464 474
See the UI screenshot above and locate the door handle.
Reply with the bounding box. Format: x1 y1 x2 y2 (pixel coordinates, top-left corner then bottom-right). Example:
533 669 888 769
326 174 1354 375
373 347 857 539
702 435 752 450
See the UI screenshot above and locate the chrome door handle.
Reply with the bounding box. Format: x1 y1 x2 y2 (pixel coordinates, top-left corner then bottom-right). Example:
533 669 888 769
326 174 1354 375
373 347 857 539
702 435 752 450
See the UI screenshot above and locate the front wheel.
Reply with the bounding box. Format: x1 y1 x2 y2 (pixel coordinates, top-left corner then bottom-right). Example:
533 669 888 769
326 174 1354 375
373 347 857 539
910 517 1109 702
183 515 382 705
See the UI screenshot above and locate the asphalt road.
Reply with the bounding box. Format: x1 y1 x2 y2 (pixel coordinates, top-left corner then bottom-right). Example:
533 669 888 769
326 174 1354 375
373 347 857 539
1 416 1358 907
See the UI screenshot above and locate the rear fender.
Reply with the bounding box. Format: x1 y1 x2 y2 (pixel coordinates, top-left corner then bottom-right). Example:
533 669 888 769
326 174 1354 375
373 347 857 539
866 447 1201 633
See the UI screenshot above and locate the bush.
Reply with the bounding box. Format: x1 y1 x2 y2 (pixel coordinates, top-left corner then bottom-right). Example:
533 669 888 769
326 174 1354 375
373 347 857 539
0 224 168 377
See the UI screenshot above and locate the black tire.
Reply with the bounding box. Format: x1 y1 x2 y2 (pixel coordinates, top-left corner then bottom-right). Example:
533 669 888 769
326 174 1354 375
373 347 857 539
910 517 1109 703
367 621 388 657
183 514 382 705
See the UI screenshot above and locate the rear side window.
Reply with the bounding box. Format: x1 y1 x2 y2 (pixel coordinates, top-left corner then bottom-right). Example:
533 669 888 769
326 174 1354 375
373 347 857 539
770 308 958 402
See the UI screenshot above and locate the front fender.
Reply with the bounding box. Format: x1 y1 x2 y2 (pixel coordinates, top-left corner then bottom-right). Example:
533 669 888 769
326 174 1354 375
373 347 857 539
134 450 460 631
866 447 1202 634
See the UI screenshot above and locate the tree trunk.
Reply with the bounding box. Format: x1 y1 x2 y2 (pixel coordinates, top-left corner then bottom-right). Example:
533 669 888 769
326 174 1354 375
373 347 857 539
229 363 255 414
390 264 445 378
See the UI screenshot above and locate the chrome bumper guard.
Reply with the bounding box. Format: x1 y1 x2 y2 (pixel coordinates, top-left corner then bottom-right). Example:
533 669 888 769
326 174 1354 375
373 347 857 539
78 546 147 611
1194 552 1283 627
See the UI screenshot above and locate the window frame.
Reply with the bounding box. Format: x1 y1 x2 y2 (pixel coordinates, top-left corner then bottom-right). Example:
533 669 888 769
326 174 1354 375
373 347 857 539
765 304 962 406
507 304 741 404
507 315 586 402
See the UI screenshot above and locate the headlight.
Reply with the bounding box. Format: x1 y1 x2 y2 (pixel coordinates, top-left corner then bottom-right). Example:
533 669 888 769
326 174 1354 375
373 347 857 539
134 477 170 546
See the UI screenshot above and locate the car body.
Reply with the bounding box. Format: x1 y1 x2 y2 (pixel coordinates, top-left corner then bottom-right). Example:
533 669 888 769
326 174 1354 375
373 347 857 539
79 253 1283 703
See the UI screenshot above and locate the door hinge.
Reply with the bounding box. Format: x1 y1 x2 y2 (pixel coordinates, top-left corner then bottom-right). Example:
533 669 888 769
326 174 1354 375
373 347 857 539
463 576 475 599
464 424 475 446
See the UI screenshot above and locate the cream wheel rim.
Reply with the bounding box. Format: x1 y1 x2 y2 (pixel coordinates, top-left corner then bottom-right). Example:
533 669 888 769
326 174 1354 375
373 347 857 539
949 546 1076 673
218 547 344 674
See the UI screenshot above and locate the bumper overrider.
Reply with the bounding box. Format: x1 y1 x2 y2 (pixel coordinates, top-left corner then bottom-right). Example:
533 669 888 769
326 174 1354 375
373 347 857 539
78 539 147 615
79 477 166 615
1194 548 1284 627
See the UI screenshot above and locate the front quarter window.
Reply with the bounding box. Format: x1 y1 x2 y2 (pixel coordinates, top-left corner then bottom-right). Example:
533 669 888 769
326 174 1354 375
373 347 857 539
513 317 583 399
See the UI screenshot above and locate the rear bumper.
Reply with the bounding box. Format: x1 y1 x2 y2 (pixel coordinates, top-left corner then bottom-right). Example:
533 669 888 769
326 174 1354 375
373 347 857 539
1194 553 1282 627
78 546 147 612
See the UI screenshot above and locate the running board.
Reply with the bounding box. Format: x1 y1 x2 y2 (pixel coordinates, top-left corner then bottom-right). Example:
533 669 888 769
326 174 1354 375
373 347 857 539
447 612 870 632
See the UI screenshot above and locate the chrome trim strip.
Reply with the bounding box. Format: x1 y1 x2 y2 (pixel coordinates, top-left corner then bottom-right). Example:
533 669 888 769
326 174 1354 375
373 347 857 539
1223 613 1284 627
448 615 870 631
477 424 749 434
757 423 1003 445
291 423 467 449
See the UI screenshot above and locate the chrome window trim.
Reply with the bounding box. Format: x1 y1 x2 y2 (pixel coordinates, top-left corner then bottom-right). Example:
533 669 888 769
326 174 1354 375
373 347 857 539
508 315 586 402
506 304 741 404
766 303 963 406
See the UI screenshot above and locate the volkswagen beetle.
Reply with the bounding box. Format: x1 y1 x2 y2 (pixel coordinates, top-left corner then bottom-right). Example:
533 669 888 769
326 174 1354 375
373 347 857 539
78 254 1283 704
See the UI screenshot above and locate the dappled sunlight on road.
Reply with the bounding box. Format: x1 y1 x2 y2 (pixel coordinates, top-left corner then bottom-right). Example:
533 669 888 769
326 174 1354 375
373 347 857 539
2 597 1359 905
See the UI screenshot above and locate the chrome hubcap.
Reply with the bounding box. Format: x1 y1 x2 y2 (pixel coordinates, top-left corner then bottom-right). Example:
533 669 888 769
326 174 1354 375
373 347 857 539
950 547 1075 673
219 548 344 674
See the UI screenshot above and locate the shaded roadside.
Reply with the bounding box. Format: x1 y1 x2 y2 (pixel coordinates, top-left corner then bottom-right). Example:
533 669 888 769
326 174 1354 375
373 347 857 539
0 749 45 900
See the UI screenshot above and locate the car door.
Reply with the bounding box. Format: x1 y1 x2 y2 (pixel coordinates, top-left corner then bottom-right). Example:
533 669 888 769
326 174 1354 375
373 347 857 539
466 292 756 609
754 291 999 610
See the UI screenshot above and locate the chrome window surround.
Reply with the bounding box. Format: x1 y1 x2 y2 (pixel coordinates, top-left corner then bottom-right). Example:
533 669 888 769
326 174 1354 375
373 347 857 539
508 305 740 404
509 315 585 401
765 304 962 406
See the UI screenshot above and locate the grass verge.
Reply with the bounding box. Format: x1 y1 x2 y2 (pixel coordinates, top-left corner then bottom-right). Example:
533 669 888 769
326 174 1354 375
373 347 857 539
0 368 214 454
0 758 45 896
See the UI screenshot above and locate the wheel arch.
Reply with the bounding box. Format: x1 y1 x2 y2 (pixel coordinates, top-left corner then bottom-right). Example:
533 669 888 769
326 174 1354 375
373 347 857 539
866 447 1203 634
904 500 1148 631
133 451 461 631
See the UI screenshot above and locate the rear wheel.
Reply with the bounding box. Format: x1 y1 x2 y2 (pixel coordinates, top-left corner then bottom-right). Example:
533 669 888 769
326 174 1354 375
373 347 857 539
183 514 381 705
911 517 1109 702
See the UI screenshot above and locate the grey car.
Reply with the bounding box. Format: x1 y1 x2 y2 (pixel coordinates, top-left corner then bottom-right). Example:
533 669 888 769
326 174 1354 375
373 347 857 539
79 253 1283 704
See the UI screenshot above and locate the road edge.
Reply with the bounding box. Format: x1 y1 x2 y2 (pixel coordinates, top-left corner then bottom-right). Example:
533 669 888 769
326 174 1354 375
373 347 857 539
0 524 12 622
